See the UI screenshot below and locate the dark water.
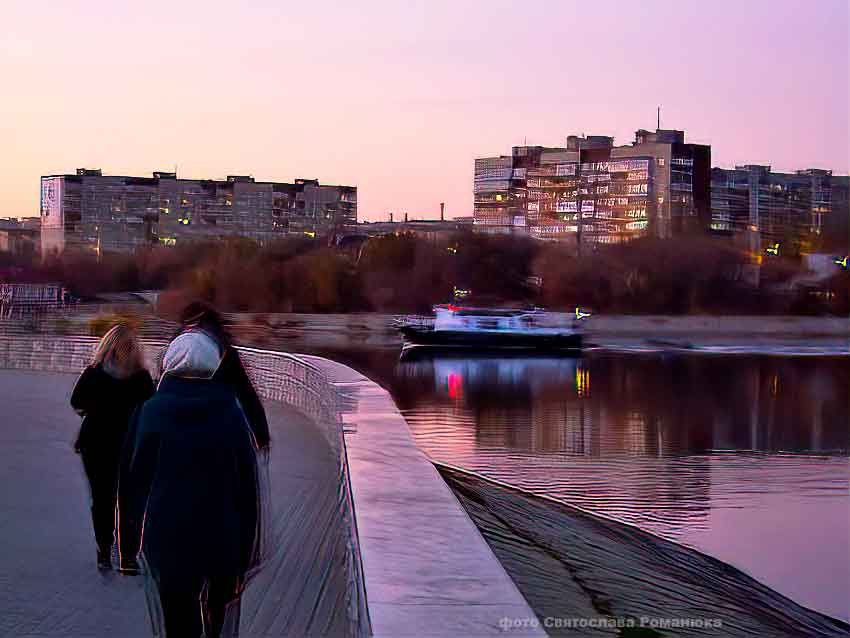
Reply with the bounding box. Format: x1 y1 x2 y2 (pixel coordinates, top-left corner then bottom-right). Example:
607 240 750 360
319 346 850 622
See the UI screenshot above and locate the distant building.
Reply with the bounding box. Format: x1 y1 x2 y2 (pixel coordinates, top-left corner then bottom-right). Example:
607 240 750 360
710 166 849 254
40 169 356 255
473 129 711 243
0 218 40 256
355 218 471 242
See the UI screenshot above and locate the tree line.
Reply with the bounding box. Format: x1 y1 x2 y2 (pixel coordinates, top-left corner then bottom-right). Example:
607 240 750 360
2 232 847 315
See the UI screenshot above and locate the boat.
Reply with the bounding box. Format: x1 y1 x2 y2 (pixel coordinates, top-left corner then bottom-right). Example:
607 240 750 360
396 304 583 355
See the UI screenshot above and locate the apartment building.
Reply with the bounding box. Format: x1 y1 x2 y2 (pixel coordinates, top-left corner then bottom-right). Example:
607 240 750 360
473 129 710 244
40 169 356 255
711 165 849 254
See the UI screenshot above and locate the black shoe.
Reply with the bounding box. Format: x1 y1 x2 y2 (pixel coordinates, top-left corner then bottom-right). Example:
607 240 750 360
96 547 112 570
119 558 141 576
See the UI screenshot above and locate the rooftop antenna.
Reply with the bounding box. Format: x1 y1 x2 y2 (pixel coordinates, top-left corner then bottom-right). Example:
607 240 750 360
440 202 445 221
657 106 661 130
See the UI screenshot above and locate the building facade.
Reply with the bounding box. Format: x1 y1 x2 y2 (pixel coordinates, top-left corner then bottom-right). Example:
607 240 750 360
0 218 40 256
40 169 356 255
473 129 711 244
710 166 849 254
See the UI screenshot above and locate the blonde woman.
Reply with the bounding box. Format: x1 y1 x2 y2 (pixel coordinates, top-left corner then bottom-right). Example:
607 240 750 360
71 324 154 572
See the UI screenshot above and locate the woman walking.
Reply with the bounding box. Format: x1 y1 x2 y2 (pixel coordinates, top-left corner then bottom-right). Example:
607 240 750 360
71 324 154 572
120 330 262 637
176 301 270 450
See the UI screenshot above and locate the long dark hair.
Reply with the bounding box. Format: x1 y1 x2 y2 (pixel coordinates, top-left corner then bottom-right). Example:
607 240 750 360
178 301 232 351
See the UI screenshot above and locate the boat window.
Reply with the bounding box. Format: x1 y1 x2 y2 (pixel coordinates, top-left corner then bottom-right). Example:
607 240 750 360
478 318 500 330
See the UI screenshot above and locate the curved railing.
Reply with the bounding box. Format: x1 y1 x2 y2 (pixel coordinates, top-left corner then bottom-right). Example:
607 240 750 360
0 334 370 638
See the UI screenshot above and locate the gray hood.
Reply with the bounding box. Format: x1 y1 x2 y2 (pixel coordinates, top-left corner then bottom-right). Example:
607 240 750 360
161 331 222 379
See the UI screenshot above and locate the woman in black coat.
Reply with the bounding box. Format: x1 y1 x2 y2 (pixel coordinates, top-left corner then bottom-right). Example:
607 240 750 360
71 324 154 571
176 301 270 450
120 331 262 638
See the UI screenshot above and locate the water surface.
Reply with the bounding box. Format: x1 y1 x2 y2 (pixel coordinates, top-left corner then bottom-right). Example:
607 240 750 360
326 347 849 621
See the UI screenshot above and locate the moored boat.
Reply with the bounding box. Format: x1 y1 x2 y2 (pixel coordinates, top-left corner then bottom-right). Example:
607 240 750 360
397 304 583 354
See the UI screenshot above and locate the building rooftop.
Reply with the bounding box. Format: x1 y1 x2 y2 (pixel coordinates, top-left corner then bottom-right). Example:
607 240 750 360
41 170 355 190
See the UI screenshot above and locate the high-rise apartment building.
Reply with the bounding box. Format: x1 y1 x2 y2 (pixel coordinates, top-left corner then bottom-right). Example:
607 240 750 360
710 166 849 253
473 129 711 243
40 169 356 255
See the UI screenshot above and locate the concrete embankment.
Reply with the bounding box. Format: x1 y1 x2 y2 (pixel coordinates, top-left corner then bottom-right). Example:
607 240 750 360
584 315 849 350
301 355 546 637
439 465 850 638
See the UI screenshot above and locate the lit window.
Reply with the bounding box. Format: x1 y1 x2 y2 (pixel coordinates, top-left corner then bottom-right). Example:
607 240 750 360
657 158 665 166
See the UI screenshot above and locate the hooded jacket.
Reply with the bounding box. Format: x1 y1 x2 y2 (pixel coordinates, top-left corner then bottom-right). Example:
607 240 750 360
165 327 271 450
119 375 262 584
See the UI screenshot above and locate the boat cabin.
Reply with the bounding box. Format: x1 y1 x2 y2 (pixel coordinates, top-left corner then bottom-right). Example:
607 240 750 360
433 305 573 334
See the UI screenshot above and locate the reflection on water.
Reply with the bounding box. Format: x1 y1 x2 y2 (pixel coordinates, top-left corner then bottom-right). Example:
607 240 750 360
377 351 848 620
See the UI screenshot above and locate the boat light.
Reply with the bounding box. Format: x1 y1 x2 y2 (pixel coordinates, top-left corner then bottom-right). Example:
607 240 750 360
575 307 592 320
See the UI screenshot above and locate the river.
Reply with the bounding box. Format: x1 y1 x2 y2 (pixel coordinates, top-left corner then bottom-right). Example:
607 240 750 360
313 344 849 622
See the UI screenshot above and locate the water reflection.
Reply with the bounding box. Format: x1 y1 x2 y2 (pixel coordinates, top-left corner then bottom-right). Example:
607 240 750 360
386 351 850 619
395 352 850 456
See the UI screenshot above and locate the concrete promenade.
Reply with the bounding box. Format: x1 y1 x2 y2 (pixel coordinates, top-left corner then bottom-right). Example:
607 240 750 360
302 356 545 638
0 369 349 637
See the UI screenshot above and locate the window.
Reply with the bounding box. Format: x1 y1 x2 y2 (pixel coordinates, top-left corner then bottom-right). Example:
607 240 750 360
657 158 665 166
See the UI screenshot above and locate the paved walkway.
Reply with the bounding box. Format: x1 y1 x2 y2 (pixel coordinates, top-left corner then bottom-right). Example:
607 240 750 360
301 356 545 637
0 369 349 637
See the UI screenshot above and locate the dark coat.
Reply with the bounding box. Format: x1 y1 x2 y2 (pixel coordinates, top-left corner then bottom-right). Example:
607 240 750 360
119 375 261 585
70 365 155 458
164 328 271 450
214 346 271 450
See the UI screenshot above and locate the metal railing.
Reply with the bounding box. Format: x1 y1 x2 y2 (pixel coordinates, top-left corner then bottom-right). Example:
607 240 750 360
0 333 370 638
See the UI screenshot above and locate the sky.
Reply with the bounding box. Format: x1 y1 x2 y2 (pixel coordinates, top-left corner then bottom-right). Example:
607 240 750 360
1 0 847 221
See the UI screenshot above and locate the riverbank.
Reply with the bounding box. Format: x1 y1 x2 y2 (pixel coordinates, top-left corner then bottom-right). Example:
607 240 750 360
218 313 850 354
4 310 848 355
439 465 850 637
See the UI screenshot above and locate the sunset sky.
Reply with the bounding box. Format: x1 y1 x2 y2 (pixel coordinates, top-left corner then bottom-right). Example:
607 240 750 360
2 0 847 220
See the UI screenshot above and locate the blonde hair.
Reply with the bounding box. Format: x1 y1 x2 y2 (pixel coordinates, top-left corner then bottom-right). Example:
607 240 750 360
92 323 145 378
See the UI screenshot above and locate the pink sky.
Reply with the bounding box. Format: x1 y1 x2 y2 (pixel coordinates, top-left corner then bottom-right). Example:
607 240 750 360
1 0 847 221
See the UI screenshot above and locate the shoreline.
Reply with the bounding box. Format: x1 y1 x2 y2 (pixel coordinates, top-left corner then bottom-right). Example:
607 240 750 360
227 312 850 354
438 464 850 635
5 310 849 354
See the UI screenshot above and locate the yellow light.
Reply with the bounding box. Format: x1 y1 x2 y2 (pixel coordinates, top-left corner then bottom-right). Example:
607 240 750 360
575 367 590 397
303 231 316 238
